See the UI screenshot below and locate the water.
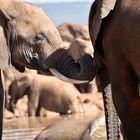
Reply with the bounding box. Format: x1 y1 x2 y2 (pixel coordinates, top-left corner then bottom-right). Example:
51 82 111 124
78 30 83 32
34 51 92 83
35 2 92 25
3 116 62 140
3 128 43 140
3 113 107 140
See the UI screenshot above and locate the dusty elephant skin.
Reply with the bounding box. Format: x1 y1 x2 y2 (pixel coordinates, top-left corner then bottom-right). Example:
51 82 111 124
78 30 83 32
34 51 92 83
89 0 140 139
8 73 82 116
34 112 101 140
0 0 95 138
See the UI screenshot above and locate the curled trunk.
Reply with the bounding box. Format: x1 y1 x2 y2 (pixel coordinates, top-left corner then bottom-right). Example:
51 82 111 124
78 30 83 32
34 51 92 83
46 48 95 84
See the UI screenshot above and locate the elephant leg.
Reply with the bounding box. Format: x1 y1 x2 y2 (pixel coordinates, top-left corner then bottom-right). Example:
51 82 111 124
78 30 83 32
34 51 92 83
28 94 39 116
28 87 40 117
4 82 10 109
111 67 140 140
0 71 4 139
35 104 41 116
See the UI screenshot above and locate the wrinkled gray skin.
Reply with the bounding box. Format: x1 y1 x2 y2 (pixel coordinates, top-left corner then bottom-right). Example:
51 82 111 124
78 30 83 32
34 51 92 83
8 73 82 116
34 113 100 140
89 0 140 139
0 0 94 138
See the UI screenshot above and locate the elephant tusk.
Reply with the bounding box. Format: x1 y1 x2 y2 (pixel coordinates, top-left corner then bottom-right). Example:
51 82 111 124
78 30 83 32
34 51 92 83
49 68 89 84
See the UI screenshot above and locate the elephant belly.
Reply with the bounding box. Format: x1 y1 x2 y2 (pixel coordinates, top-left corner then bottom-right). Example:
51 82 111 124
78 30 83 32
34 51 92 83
39 95 69 114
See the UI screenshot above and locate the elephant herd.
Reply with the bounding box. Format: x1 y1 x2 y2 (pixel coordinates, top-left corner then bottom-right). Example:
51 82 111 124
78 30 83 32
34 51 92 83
1 20 100 117
0 0 140 140
4 66 103 117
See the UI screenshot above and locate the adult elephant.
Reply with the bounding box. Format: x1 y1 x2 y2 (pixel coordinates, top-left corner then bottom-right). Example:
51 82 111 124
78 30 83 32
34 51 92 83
0 0 94 138
89 0 140 139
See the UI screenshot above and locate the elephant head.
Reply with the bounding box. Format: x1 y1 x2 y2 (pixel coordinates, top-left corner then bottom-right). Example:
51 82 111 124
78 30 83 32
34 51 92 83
0 0 95 84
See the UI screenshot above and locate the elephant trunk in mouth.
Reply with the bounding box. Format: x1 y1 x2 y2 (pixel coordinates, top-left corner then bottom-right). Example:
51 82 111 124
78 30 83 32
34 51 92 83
46 48 95 84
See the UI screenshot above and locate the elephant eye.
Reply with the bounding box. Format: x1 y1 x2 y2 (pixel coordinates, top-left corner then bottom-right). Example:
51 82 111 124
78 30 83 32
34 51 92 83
33 33 45 45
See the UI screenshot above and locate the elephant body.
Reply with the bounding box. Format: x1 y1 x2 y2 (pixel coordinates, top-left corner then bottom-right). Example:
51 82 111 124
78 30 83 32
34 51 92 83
89 0 140 139
9 73 83 116
35 75 82 115
34 112 101 140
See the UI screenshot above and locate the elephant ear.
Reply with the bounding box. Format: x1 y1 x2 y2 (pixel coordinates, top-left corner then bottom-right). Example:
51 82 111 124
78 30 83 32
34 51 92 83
0 10 11 70
89 0 117 46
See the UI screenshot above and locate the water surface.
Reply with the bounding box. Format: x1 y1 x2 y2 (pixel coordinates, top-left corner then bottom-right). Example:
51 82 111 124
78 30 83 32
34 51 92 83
3 116 62 140
3 113 107 140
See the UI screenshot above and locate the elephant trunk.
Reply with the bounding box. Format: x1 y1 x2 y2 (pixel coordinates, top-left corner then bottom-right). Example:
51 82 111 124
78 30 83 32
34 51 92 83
46 48 95 84
104 84 120 140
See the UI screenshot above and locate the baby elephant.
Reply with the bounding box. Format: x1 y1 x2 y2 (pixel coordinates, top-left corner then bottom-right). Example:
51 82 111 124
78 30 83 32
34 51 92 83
9 73 82 116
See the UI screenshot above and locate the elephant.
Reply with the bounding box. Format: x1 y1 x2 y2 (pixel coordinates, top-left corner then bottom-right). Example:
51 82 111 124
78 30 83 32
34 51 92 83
89 0 140 139
0 0 95 138
57 23 91 48
8 73 83 116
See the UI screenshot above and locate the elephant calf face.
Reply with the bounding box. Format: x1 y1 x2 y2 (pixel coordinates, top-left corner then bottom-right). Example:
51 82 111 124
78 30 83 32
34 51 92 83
0 0 63 72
